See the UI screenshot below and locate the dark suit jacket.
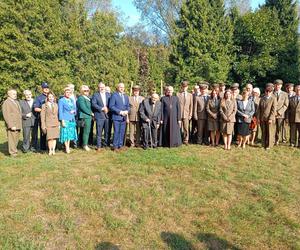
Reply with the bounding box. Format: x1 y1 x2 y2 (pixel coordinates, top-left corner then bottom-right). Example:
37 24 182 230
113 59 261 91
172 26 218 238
109 92 130 121
92 92 110 120
236 99 255 123
139 98 161 128
19 100 35 127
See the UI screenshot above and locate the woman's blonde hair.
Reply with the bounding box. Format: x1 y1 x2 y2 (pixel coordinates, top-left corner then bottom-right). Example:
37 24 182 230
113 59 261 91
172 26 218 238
80 85 90 94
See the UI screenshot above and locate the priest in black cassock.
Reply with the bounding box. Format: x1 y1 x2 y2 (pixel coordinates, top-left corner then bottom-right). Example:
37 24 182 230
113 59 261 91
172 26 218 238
160 86 182 147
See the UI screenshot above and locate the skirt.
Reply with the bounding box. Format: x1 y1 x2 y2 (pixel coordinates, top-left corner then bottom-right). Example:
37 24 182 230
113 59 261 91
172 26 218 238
59 120 77 143
208 120 219 132
237 122 250 136
221 122 234 135
46 126 60 140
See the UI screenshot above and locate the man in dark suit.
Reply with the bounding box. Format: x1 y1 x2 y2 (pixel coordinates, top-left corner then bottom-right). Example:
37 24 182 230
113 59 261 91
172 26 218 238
105 86 113 146
33 82 50 151
109 83 130 151
190 84 201 143
139 93 161 149
19 90 35 153
92 82 111 151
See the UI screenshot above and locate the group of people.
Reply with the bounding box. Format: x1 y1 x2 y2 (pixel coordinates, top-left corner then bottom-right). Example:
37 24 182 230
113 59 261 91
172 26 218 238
1 79 300 156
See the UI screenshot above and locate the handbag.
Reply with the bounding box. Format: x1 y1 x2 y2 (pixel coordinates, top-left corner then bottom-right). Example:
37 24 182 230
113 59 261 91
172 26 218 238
249 116 257 130
77 119 85 128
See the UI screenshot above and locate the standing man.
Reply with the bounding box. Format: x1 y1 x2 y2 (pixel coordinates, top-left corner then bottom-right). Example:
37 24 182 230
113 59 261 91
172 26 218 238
190 84 201 143
139 93 161 149
258 83 277 150
177 80 193 145
2 89 22 156
19 90 35 153
283 83 295 145
128 85 144 147
219 82 226 99
105 86 113 146
33 82 49 151
109 83 130 151
92 82 110 151
194 83 209 145
231 83 242 101
288 85 300 147
160 86 182 147
274 79 289 145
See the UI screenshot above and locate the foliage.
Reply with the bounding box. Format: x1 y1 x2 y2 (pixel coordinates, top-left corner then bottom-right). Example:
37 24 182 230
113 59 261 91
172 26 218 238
171 0 234 83
230 8 284 85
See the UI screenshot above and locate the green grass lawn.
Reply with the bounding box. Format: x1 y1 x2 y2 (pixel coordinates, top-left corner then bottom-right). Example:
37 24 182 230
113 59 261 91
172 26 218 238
0 121 300 249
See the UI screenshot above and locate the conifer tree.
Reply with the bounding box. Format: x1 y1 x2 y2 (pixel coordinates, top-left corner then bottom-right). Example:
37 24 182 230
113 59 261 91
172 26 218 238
171 0 234 83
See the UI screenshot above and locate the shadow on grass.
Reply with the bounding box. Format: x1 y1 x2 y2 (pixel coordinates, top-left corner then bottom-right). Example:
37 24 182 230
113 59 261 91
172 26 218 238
161 232 195 250
197 233 241 250
95 242 120 250
0 141 9 156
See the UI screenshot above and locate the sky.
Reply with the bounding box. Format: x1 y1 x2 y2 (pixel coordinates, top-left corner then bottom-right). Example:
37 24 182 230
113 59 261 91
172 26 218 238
112 0 266 27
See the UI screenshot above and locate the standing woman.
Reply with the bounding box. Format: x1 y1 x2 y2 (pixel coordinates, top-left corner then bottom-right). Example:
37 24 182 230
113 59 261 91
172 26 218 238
249 87 261 145
41 92 60 155
220 90 237 150
58 87 77 153
236 89 255 148
77 85 93 151
206 89 220 146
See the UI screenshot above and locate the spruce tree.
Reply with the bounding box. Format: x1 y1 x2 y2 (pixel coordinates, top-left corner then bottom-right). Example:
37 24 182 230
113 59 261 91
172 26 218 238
171 0 233 83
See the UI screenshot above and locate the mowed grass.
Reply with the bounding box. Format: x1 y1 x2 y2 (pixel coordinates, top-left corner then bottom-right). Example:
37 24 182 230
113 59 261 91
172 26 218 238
0 121 300 249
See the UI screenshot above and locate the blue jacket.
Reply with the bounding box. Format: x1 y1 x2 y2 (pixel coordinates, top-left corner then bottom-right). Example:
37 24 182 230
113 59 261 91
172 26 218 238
58 97 76 121
91 92 110 120
33 93 47 117
109 92 130 121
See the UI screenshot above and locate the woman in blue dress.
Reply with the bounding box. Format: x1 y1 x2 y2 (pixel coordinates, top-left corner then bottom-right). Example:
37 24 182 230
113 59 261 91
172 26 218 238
58 87 77 153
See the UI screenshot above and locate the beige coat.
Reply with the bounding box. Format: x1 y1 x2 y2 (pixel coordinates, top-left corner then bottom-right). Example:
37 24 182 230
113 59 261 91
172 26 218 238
41 102 60 129
2 98 22 129
274 91 289 118
258 96 277 122
220 99 237 122
288 95 300 123
194 95 209 120
177 91 193 119
128 96 144 121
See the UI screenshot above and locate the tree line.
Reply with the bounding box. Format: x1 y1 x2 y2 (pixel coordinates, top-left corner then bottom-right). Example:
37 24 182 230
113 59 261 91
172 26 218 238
0 0 299 103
